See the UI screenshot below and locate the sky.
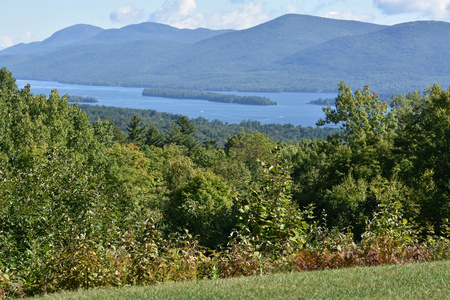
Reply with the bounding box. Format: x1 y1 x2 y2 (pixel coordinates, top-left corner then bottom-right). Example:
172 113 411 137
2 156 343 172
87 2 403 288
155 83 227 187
1 0 450 50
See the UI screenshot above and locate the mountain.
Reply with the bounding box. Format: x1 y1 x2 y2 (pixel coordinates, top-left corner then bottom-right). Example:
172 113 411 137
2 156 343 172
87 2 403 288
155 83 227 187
278 20 450 92
1 14 449 93
151 14 385 76
0 24 104 55
82 22 234 45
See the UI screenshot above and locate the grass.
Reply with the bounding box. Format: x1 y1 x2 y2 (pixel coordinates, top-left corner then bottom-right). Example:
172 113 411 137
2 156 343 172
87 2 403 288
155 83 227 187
33 260 449 299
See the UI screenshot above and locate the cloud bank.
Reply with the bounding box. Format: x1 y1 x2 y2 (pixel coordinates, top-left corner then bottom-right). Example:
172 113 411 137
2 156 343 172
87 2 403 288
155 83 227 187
374 0 450 19
323 11 373 22
110 4 144 24
148 0 271 29
0 32 33 50
0 36 13 49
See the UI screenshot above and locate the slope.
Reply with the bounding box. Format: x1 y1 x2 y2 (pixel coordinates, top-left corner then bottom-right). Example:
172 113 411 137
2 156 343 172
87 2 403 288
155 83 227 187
1 14 449 93
154 14 385 75
0 24 104 55
279 20 450 93
81 22 234 45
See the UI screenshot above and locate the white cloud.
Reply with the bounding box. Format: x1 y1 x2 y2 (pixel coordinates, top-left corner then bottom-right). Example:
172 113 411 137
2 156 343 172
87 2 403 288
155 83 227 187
149 0 271 29
0 32 33 50
149 0 201 28
373 0 450 19
206 2 268 29
110 4 144 24
284 5 299 14
0 36 14 50
324 11 373 22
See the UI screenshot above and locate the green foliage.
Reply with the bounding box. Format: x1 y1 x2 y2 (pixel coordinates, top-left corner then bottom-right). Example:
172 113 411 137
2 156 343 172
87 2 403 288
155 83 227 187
225 131 277 180
167 169 234 248
144 123 164 147
236 150 312 253
165 116 198 151
362 202 416 246
93 118 115 147
1 70 449 297
127 115 147 144
392 83 450 232
318 83 397 179
79 104 336 146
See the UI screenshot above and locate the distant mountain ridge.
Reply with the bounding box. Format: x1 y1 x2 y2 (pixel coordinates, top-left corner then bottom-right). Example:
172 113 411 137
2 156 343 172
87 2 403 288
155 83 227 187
0 24 104 55
1 14 449 94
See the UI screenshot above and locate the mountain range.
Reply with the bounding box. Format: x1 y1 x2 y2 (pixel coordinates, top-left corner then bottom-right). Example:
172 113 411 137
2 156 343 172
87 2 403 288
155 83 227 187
1 14 449 94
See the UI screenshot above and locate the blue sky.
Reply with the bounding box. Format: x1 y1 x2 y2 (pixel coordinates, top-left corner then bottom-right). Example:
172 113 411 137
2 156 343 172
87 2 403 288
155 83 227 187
1 0 450 49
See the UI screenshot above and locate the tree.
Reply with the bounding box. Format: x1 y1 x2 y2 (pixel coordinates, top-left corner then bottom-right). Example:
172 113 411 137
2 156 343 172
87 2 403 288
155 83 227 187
175 115 196 136
236 150 311 253
166 116 197 150
317 82 398 180
145 123 164 147
93 118 115 147
392 83 450 232
225 131 276 181
127 115 147 144
167 169 234 248
0 67 18 94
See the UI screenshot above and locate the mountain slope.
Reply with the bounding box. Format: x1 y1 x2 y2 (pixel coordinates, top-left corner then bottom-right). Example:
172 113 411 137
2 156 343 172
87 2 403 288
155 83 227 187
278 20 450 92
155 14 385 74
5 39 187 85
1 14 449 93
82 22 234 45
0 24 104 55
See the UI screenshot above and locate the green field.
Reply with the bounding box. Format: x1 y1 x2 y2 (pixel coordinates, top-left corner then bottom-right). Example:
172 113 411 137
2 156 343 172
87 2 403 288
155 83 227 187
34 261 449 300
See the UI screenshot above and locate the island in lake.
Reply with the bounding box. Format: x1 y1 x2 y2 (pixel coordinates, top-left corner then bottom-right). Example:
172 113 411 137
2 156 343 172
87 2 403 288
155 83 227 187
307 97 335 106
67 95 98 103
142 88 277 106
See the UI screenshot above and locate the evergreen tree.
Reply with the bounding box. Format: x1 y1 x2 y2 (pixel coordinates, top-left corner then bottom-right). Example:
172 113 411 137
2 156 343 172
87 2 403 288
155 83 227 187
145 123 164 147
127 115 147 144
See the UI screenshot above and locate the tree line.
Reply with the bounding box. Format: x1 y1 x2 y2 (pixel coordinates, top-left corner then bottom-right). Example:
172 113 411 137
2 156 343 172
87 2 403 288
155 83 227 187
78 104 336 145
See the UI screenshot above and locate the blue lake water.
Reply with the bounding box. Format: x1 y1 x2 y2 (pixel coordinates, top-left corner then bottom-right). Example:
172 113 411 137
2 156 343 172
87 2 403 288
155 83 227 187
16 79 337 127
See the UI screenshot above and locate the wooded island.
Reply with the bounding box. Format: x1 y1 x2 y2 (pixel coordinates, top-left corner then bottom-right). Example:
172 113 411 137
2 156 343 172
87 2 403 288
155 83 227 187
67 95 98 103
142 88 277 105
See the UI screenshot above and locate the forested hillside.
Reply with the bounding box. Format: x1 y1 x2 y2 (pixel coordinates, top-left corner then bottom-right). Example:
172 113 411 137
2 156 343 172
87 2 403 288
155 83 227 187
4 14 450 93
1 69 449 297
78 104 335 145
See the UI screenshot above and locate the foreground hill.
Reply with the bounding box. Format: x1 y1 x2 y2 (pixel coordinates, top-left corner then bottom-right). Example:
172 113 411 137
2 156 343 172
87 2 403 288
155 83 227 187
1 14 449 93
33 261 450 299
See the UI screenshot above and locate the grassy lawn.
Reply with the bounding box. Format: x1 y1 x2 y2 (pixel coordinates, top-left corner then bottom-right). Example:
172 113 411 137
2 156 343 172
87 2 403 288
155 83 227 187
34 260 449 300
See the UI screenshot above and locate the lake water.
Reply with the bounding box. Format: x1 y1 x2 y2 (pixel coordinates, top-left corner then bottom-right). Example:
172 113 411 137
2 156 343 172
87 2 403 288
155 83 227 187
16 79 337 127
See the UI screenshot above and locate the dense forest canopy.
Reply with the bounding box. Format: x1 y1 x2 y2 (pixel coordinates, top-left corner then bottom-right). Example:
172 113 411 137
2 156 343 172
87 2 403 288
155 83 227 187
0 68 448 297
78 104 336 146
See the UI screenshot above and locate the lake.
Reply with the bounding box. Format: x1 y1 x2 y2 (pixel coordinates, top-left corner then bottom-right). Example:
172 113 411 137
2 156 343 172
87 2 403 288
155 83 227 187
16 79 337 127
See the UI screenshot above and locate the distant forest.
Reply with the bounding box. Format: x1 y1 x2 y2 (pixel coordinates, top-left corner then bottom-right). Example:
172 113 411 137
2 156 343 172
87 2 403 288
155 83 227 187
79 104 336 145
